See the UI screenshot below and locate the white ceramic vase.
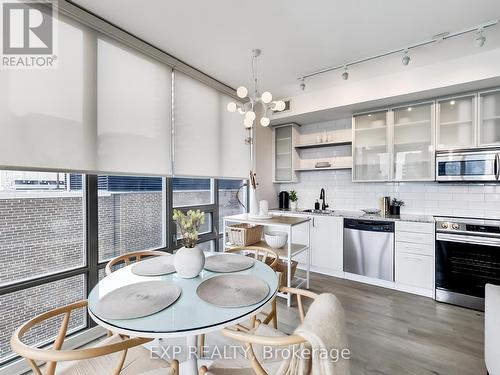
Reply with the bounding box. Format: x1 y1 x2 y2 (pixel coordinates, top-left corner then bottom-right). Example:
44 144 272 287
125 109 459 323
174 245 205 278
249 187 259 216
290 201 298 211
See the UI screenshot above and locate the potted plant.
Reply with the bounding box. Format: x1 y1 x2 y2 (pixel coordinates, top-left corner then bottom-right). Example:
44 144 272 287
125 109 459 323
289 190 298 211
173 209 206 278
390 198 405 216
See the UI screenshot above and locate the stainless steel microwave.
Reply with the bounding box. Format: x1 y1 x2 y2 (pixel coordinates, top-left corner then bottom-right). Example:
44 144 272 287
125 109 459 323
436 149 500 182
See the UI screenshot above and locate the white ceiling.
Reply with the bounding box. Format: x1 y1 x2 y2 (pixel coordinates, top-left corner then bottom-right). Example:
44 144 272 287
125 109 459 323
72 0 500 98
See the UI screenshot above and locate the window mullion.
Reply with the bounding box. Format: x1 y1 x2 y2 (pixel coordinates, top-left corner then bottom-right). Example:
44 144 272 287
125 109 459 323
85 175 99 328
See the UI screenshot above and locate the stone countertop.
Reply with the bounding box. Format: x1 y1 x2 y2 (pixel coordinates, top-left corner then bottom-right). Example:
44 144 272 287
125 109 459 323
269 208 435 224
223 213 310 227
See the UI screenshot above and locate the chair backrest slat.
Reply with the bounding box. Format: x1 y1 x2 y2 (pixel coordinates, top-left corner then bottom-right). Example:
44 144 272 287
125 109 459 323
46 311 71 374
225 246 279 270
105 250 169 275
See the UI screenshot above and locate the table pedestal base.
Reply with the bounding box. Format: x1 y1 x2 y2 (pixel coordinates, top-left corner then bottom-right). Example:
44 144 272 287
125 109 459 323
180 335 213 375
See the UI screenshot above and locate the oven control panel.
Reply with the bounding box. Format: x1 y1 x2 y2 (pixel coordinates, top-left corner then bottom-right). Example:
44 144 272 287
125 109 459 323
435 217 500 237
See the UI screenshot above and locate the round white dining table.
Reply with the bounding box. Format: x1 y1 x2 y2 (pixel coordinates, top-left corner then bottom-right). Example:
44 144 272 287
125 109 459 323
88 252 279 375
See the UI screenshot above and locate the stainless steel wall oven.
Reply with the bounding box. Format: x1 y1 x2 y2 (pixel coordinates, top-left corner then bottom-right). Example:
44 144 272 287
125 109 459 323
435 217 500 310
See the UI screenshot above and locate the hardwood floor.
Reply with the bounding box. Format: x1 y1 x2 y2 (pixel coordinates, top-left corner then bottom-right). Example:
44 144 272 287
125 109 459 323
278 271 486 375
24 272 486 375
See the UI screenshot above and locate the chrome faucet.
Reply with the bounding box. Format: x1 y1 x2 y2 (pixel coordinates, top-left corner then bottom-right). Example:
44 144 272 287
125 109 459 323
319 188 329 211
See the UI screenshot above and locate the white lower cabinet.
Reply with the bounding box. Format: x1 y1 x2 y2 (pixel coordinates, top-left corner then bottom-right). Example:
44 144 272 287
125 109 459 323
395 221 435 297
396 252 434 290
280 213 343 275
272 213 435 298
311 216 343 274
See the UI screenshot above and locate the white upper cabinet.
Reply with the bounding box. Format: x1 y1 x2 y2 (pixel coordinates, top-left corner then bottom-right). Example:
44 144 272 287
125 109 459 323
273 124 297 183
393 102 435 181
479 89 500 147
436 94 476 150
353 111 390 181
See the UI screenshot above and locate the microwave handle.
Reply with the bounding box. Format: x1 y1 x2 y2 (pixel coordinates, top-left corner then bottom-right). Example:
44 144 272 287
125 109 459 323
496 153 500 180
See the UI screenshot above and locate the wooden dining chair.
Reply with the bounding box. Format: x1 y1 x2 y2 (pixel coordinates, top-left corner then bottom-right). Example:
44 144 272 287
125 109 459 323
199 246 280 358
10 300 179 375
224 246 280 329
105 250 169 276
199 286 318 375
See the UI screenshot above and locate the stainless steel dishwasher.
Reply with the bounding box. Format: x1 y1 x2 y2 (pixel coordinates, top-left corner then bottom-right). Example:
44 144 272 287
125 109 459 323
343 219 395 281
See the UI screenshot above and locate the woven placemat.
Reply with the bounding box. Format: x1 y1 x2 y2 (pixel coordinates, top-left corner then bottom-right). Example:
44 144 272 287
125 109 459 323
93 281 181 320
197 275 269 308
131 255 175 276
204 253 255 273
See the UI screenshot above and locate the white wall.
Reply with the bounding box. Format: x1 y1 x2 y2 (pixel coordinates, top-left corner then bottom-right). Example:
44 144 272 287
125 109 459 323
254 110 278 205
277 118 500 219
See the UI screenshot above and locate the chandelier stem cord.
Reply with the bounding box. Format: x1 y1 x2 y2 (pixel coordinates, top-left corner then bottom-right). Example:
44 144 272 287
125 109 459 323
252 54 258 97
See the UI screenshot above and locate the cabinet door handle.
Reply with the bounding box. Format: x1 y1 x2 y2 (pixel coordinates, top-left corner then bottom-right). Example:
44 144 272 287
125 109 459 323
495 153 499 180
312 217 315 227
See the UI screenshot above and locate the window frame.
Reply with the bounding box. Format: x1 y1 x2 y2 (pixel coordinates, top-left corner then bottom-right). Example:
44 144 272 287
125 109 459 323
0 174 247 368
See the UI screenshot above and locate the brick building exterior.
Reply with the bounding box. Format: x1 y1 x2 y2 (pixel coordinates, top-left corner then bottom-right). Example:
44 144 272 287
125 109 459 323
0 188 242 361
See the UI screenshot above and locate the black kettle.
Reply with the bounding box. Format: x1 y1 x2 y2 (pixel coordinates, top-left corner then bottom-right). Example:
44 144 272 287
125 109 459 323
278 191 289 209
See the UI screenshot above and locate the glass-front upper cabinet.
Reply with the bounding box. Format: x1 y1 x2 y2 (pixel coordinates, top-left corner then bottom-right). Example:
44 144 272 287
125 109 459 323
436 94 476 150
393 102 435 181
273 124 295 183
479 89 500 147
353 111 390 181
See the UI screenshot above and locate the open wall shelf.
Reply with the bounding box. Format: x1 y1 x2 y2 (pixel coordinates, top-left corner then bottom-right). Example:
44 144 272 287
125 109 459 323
295 140 352 149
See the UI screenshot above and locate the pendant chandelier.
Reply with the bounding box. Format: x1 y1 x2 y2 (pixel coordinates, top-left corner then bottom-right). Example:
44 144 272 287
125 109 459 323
227 49 286 129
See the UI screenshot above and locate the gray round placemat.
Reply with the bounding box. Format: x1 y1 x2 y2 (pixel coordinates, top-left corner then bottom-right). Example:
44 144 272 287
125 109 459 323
197 275 269 308
93 281 181 320
204 253 255 273
131 255 175 276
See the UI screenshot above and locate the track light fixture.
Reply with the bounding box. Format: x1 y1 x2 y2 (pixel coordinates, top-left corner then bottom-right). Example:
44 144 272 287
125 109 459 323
297 19 498 85
475 28 486 47
299 78 306 91
402 49 410 66
341 66 349 80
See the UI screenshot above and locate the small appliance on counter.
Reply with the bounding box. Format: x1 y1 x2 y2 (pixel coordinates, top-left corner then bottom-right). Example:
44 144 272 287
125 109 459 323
435 216 500 310
278 191 289 209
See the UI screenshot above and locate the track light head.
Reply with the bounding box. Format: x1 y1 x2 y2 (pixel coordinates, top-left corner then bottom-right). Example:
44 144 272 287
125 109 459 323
341 66 349 80
475 28 486 47
402 49 410 66
299 79 306 91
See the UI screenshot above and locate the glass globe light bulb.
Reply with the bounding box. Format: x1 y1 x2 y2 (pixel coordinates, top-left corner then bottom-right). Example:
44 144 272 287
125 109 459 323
260 117 270 127
261 91 273 104
226 102 237 112
245 111 256 121
243 118 253 128
237 86 248 99
275 100 286 111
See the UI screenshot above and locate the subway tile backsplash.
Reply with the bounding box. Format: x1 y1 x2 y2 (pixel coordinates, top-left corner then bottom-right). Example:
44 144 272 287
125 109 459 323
280 170 500 220
278 117 500 220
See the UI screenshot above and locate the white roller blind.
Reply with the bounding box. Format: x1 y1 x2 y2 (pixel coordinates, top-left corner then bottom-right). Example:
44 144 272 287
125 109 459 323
219 94 250 178
0 15 97 172
97 37 172 176
174 72 249 178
